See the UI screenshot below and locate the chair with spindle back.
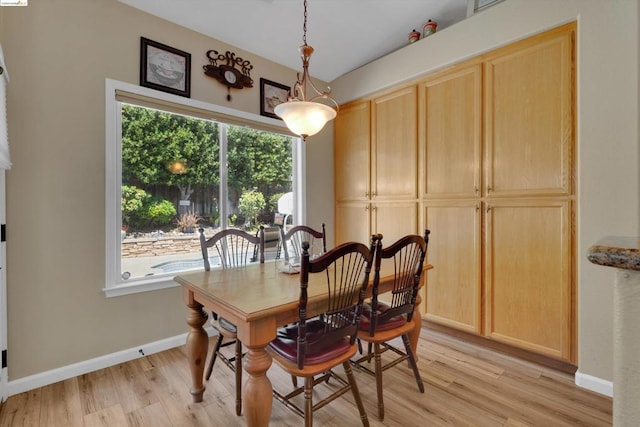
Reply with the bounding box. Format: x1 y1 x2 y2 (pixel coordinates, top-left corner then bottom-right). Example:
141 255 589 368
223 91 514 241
199 226 265 416
277 223 328 387
279 223 327 262
352 230 430 420
267 236 379 427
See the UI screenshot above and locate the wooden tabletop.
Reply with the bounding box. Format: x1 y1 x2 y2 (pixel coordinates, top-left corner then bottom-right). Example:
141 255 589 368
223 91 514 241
175 261 433 327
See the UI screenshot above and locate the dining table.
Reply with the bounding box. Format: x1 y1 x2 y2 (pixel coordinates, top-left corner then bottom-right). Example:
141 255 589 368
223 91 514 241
175 260 432 427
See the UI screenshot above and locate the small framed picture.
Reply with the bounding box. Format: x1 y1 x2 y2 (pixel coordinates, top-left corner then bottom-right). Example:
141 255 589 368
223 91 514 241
140 37 191 98
260 78 290 119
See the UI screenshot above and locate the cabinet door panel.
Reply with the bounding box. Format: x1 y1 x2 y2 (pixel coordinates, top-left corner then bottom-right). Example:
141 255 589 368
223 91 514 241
485 199 572 360
485 27 573 196
373 202 419 280
421 64 482 198
373 202 418 247
335 202 370 246
372 87 418 200
334 101 370 201
423 202 482 333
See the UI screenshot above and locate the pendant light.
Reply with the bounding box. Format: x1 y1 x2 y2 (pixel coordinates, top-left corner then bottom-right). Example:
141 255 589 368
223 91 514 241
274 0 338 141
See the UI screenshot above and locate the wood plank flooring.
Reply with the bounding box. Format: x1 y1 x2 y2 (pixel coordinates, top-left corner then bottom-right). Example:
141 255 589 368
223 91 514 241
0 328 612 426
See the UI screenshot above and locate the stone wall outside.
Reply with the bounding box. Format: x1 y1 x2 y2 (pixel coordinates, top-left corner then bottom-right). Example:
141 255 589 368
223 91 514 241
122 235 200 258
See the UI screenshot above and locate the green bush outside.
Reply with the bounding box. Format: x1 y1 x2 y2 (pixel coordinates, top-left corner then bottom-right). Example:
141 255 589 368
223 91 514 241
122 185 176 230
238 190 265 227
122 185 149 228
143 197 177 227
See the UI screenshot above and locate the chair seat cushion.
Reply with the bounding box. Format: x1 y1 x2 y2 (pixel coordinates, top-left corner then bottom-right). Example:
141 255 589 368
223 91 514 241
359 302 406 332
269 319 351 365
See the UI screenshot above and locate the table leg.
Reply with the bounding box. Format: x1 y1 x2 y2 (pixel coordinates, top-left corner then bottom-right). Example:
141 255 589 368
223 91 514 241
243 345 273 427
186 301 208 402
409 293 423 361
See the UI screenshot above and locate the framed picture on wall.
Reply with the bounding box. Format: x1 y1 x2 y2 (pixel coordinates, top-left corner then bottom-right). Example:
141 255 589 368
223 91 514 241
140 37 191 98
260 78 290 119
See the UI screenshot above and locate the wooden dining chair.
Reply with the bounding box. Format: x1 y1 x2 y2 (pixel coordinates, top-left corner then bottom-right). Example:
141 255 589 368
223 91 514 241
267 236 379 427
352 230 430 421
199 226 265 416
279 223 327 261
277 223 328 386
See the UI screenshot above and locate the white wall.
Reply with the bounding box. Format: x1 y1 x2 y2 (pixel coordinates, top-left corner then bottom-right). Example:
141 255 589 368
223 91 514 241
332 0 640 387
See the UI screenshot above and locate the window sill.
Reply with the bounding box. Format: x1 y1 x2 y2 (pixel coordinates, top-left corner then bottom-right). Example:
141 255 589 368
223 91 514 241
104 276 179 298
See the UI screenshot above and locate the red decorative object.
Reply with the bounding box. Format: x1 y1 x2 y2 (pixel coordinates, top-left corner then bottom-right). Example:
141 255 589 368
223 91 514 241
408 29 421 43
423 19 438 38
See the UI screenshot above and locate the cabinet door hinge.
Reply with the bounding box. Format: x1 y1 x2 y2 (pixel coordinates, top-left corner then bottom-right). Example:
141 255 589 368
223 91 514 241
2 350 6 369
1 224 5 242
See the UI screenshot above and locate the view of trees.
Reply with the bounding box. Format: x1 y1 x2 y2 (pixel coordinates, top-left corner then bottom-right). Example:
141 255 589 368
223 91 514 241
226 127 292 211
121 104 293 232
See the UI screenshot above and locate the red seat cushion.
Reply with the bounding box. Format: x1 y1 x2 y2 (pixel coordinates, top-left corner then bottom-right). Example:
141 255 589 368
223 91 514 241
360 302 406 332
269 319 351 365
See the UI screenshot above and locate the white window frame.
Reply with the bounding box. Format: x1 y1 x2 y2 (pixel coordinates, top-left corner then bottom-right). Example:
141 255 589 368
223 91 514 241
105 79 304 297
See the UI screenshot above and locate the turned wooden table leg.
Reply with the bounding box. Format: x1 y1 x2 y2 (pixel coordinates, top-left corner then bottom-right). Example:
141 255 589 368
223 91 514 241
185 300 208 402
243 345 273 427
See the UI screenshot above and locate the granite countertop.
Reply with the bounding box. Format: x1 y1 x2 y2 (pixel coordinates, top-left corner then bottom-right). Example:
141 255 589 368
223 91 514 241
587 236 640 271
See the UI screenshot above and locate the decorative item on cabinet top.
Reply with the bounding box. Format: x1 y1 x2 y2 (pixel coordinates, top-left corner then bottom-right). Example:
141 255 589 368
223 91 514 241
422 20 437 38
203 49 253 101
408 29 421 43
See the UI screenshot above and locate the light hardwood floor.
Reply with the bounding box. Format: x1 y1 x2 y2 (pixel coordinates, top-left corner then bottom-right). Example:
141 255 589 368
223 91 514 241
0 327 612 426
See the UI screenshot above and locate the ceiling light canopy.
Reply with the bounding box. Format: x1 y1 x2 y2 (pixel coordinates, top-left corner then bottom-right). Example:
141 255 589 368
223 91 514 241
274 0 338 141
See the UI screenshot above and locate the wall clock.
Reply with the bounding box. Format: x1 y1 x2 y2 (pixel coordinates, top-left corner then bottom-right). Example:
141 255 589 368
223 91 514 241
203 50 253 101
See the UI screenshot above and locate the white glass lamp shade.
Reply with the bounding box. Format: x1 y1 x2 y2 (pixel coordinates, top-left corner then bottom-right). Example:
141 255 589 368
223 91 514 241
274 101 336 138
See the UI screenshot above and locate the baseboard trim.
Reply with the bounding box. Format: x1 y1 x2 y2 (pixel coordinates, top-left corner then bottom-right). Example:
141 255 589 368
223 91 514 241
575 370 613 397
6 327 215 398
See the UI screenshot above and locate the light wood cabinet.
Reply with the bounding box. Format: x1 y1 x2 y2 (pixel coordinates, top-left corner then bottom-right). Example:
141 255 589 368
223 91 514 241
334 101 370 202
372 201 418 246
335 201 418 247
420 23 575 361
335 23 576 362
334 202 370 244
334 87 418 245
372 86 418 200
420 63 482 199
419 61 485 335
423 201 482 334
484 25 574 197
485 199 572 358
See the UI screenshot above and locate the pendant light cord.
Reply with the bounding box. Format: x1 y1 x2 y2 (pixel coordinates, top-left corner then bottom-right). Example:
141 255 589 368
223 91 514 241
302 0 308 46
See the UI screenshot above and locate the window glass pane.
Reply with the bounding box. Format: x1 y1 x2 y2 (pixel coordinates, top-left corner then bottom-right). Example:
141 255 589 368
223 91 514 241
226 125 294 260
119 103 293 282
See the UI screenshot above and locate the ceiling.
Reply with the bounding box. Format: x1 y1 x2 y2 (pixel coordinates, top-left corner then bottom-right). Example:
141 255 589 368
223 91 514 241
119 0 470 82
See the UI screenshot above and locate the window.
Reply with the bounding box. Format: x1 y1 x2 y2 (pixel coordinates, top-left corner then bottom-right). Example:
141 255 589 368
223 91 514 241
105 80 304 297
